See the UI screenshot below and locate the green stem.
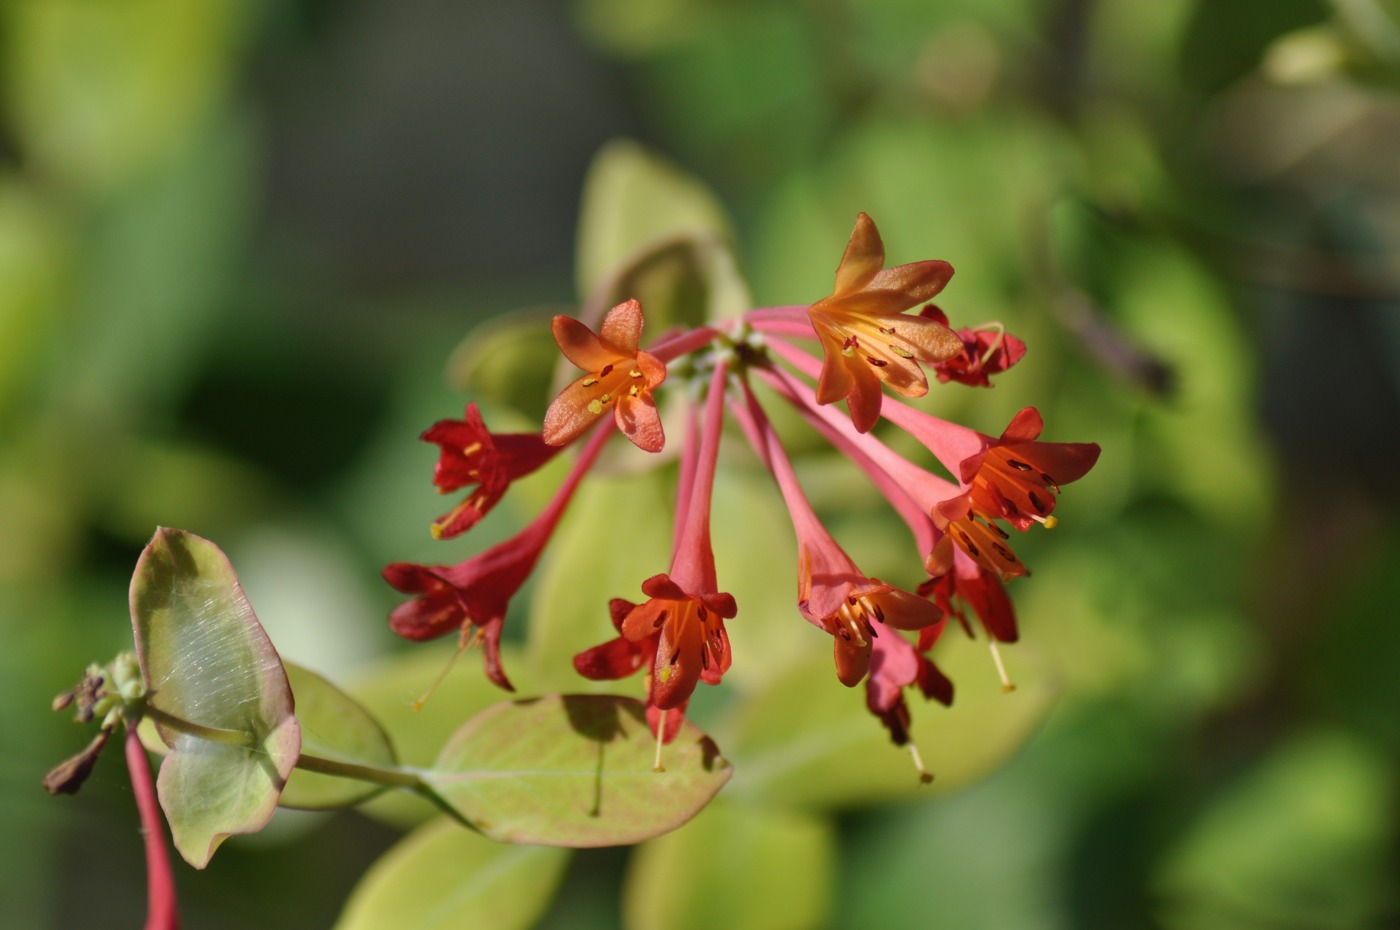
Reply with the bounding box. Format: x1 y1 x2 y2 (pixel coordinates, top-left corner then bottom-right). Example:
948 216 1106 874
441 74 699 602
293 751 426 791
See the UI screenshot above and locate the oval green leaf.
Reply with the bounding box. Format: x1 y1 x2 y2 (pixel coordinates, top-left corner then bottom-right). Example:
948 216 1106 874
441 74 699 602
623 800 834 930
280 663 397 810
335 817 571 930
423 694 731 847
721 631 1056 809
129 526 300 868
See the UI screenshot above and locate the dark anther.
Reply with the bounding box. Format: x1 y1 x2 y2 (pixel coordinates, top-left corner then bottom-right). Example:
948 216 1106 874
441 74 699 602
993 544 1017 562
698 606 709 621
866 619 879 638
700 645 710 670
1008 459 1032 471
838 627 852 641
958 530 980 557
669 650 680 666
879 326 896 335
600 364 614 377
871 603 886 622
867 357 887 367
990 523 1010 540
1041 473 1060 492
1029 491 1047 514
653 610 669 629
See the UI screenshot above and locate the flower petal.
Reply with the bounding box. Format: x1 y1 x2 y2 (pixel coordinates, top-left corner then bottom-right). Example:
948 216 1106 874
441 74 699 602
833 213 885 296
552 314 617 371
599 298 644 355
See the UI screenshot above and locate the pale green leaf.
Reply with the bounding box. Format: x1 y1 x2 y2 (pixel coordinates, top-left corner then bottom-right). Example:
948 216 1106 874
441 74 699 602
424 694 731 847
526 471 675 693
622 800 834 930
129 527 299 868
722 631 1056 808
575 140 740 321
336 817 571 930
280 663 398 811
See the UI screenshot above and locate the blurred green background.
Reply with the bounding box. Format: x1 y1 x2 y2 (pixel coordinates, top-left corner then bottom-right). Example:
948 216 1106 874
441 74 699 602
4 0 1400 927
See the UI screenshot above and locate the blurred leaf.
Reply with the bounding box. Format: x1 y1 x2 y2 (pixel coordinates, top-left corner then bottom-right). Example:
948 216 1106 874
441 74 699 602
445 310 561 424
586 234 752 336
129 527 300 868
280 663 397 811
1179 0 1329 94
575 140 735 318
2 0 249 193
350 643 541 828
423 694 731 847
335 817 571 930
622 800 834 930
1155 731 1396 930
0 178 70 421
706 467 816 691
527 470 676 693
722 631 1056 809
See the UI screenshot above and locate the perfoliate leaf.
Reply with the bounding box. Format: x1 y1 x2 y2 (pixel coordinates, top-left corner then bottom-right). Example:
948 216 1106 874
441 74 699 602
335 817 571 930
129 527 299 868
280 663 397 811
423 694 730 847
622 800 834 930
721 631 1056 809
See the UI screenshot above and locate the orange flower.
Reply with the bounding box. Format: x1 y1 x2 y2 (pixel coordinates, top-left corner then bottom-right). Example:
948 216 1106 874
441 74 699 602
808 214 963 432
543 299 667 452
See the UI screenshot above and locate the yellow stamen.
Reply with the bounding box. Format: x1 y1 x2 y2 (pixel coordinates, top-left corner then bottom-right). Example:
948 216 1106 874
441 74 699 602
989 640 1016 693
909 739 934 785
976 321 1007 368
1031 514 1058 529
412 631 475 711
653 710 667 773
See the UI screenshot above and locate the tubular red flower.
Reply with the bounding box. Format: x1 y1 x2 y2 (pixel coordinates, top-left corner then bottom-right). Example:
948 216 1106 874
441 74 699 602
543 298 668 452
385 419 614 690
920 563 1018 643
732 379 941 691
422 403 560 540
921 306 1027 388
806 213 963 432
573 360 736 740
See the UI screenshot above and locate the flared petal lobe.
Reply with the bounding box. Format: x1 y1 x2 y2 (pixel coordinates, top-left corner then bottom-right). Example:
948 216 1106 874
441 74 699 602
422 403 559 539
807 214 962 432
543 299 667 452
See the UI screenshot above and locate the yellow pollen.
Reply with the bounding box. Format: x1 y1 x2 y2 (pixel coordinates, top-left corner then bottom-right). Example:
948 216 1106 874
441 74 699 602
582 377 599 387
889 345 914 359
587 399 605 414
630 369 642 378
629 385 640 396
1033 514 1058 529
462 442 482 456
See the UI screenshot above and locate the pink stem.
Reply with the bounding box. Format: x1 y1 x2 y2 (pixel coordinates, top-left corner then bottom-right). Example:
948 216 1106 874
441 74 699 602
668 359 729 593
125 726 180 930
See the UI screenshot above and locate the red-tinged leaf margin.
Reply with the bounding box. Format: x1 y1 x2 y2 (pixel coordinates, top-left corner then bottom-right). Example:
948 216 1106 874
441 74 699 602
130 527 301 868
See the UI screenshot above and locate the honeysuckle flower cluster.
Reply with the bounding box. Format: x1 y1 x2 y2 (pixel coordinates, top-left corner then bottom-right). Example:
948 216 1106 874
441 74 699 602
384 213 1100 773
